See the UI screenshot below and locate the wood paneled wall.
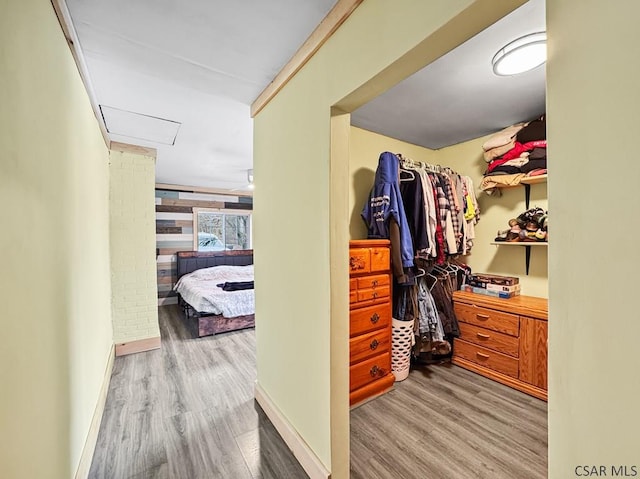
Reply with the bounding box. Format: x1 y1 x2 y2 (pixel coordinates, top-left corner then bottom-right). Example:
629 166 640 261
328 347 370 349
155 188 253 305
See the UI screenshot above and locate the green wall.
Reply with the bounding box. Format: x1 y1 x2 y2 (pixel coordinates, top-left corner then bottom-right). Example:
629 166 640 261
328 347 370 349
547 0 640 475
0 1 113 477
253 1 524 476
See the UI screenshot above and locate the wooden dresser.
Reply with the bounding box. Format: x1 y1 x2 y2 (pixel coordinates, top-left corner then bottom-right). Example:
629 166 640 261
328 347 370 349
452 291 548 401
349 240 395 407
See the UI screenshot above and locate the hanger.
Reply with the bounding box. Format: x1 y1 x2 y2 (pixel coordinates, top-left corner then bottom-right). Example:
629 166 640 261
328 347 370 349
426 273 439 291
414 267 425 278
431 264 448 275
399 168 415 181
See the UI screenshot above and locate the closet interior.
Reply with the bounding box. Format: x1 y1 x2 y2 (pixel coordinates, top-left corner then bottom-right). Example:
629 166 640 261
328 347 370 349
347 1 548 476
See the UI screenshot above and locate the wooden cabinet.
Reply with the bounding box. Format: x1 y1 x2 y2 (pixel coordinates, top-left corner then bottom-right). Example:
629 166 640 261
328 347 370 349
452 291 548 401
349 240 395 406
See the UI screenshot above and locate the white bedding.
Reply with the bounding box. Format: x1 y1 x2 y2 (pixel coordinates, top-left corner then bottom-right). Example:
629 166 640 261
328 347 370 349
174 264 254 317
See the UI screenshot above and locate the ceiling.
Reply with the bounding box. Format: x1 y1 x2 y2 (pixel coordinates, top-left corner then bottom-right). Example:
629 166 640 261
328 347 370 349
66 0 337 190
67 0 545 189
352 0 546 150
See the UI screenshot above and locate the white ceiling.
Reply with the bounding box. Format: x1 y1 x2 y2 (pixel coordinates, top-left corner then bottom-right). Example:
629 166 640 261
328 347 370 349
352 0 546 150
67 0 545 189
67 0 337 190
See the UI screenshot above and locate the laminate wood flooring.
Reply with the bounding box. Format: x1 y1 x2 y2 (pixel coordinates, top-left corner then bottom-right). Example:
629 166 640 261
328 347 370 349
350 362 548 479
89 305 308 479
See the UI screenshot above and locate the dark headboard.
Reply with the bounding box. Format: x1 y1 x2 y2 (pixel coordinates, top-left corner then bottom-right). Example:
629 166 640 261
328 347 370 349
176 250 254 279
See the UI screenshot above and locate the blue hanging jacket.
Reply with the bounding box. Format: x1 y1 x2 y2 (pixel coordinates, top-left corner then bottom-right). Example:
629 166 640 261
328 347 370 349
361 152 414 268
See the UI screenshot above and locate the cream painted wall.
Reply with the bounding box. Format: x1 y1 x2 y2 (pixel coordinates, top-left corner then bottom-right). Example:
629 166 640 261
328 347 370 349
110 150 160 343
436 134 548 298
547 1 640 476
0 1 113 478
253 1 527 476
349 126 437 240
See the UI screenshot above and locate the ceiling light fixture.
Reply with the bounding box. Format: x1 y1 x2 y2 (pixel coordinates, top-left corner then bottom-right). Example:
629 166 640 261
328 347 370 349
492 32 546 76
247 169 254 190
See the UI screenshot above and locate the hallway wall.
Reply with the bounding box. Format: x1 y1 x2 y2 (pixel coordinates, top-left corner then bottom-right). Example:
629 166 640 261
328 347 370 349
253 2 526 476
0 1 113 478
546 0 640 474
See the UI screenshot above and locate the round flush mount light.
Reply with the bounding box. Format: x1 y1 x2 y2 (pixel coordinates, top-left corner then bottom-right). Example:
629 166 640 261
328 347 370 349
492 32 547 76
247 168 254 190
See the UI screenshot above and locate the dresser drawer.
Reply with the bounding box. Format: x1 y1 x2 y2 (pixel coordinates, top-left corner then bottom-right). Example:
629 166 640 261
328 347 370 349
349 290 358 304
356 285 390 303
350 304 390 337
454 339 518 378
350 329 390 365
349 249 370 274
454 303 519 336
350 278 358 290
357 274 389 290
458 323 519 358
350 352 391 391
370 247 390 272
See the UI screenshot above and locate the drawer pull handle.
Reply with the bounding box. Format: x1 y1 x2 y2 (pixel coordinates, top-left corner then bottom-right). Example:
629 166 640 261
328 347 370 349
476 352 490 360
372 291 378 299
372 279 378 287
370 365 381 377
476 332 490 340
370 313 380 324
476 313 490 321
370 339 379 350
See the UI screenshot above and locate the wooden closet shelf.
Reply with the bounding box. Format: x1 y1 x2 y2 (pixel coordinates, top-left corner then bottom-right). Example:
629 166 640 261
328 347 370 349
519 174 547 185
489 242 548 246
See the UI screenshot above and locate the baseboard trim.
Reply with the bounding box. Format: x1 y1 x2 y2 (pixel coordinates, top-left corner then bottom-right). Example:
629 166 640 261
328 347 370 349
254 382 331 479
74 344 115 479
115 336 161 356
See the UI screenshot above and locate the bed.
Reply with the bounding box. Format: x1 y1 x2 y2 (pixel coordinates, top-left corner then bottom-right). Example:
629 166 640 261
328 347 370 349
175 250 254 337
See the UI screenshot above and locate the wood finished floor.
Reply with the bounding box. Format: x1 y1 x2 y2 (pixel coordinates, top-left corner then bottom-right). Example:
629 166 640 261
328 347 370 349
89 305 309 479
91 305 547 479
350 361 548 479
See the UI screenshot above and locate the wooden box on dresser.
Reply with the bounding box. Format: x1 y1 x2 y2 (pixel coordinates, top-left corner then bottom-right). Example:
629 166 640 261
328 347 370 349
451 291 548 401
349 240 396 407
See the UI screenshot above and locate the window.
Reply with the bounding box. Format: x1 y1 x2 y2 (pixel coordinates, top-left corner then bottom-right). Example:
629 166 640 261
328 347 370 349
193 208 251 251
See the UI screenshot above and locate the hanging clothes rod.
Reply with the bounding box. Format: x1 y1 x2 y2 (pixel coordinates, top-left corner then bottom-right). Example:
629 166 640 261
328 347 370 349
397 153 460 176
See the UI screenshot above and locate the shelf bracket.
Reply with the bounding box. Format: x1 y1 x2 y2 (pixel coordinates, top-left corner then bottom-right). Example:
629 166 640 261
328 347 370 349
524 183 531 209
525 245 532 275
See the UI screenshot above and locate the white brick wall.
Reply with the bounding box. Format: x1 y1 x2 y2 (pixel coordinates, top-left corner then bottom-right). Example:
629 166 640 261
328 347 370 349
109 150 160 343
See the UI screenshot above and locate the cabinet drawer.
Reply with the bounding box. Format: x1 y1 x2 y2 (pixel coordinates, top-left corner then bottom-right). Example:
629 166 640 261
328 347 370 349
454 303 519 336
454 339 518 378
350 352 391 391
370 247 390 272
349 290 358 304
357 285 390 303
357 274 389 290
349 249 370 274
350 304 390 337
350 278 358 291
350 329 390 365
458 323 519 358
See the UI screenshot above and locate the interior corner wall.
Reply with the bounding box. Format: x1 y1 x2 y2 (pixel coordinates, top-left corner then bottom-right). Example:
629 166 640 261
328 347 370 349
252 1 529 475
155 187 253 307
547 0 640 475
436 135 548 298
110 151 159 344
349 126 437 240
0 1 113 478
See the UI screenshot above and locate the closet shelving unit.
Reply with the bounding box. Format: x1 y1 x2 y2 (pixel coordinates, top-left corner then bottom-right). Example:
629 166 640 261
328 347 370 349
489 174 548 275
